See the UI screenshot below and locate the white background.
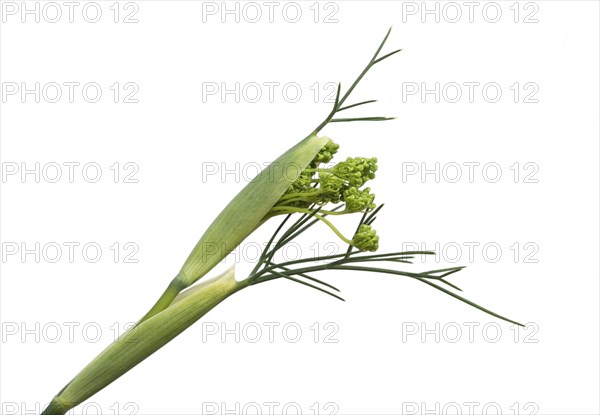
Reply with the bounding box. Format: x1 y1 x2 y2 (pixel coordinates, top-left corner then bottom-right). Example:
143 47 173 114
1 1 599 414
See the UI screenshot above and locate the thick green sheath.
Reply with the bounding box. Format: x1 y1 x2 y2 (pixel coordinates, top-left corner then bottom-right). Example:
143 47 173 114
179 132 329 283
140 133 330 321
43 268 244 415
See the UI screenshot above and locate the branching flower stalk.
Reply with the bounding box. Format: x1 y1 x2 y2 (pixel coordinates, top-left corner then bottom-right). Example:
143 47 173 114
41 28 523 415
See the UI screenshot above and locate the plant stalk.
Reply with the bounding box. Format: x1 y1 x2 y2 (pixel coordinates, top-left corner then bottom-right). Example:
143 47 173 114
42 267 247 415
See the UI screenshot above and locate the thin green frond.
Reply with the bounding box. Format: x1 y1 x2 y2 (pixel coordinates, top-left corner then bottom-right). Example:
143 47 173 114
267 262 341 293
330 117 396 123
313 27 400 133
417 278 524 327
373 48 403 64
270 269 345 302
337 100 378 112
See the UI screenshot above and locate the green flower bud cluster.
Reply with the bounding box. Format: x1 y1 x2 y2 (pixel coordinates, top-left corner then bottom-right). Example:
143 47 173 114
274 141 378 214
343 187 376 212
268 140 380 253
352 224 379 252
311 141 340 166
333 157 378 187
286 171 313 194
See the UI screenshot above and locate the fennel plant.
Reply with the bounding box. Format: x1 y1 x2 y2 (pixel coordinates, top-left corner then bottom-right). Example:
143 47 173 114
41 28 522 415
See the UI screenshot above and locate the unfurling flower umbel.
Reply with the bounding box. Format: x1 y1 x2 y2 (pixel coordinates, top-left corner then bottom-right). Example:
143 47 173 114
267 140 380 251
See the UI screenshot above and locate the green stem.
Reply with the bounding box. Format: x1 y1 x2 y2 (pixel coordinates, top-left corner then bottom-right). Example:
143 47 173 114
267 206 354 245
276 187 328 202
270 205 347 217
302 167 332 174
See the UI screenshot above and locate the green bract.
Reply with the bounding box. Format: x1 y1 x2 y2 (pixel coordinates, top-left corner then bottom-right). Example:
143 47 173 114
179 132 330 281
